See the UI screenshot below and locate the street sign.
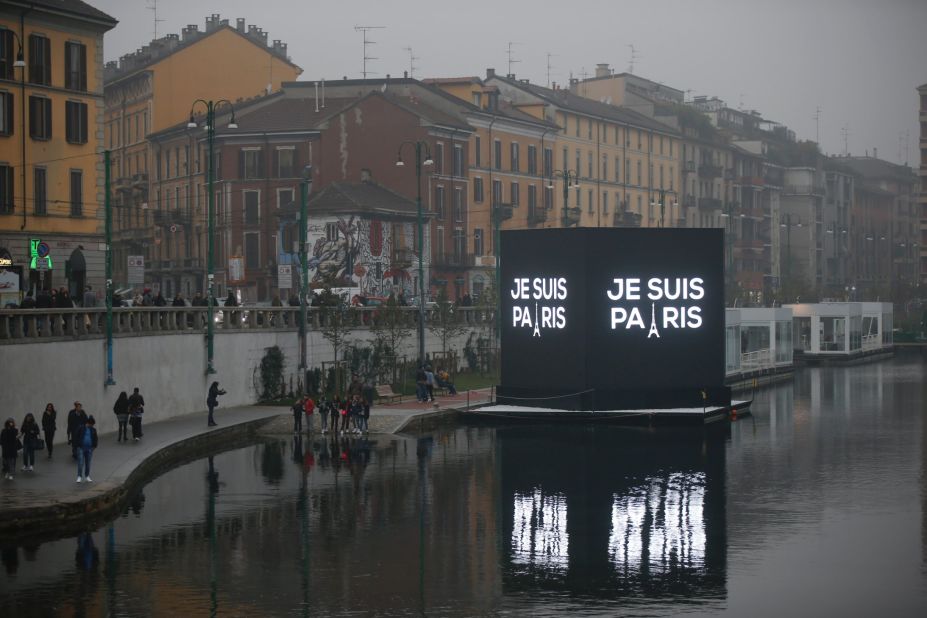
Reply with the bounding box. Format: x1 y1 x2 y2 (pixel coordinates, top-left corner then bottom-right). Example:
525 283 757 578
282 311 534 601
35 257 49 271
128 255 145 285
278 264 293 289
228 256 244 283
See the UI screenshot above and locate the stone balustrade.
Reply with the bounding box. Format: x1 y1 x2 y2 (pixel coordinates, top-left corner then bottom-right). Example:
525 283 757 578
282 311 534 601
0 306 496 343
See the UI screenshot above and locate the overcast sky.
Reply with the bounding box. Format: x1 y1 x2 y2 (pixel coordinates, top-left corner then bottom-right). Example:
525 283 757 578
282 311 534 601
93 0 926 166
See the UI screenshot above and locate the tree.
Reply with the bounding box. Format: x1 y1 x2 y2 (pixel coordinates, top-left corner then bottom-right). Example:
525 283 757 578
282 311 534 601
319 300 352 364
428 287 468 361
370 296 413 383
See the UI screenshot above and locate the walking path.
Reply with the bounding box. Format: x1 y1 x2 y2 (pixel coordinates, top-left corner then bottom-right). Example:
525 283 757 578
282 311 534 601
0 388 494 536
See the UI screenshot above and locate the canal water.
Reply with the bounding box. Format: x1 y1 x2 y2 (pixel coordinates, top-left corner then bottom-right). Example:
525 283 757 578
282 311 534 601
2 353 926 616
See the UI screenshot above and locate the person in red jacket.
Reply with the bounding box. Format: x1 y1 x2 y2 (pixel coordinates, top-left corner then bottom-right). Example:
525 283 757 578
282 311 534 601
303 396 315 434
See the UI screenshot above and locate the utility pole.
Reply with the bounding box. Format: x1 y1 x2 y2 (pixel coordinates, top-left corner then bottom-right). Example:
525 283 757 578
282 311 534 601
104 150 115 386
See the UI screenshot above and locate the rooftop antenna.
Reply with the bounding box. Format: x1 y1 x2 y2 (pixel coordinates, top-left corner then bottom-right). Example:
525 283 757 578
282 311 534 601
146 0 165 40
841 124 850 156
506 41 521 76
354 25 385 79
738 93 745 111
403 46 419 79
627 44 639 74
813 106 822 145
546 52 557 88
684 89 693 103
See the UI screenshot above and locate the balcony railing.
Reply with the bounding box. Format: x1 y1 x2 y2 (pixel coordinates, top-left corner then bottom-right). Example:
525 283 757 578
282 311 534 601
527 206 548 225
683 160 696 173
613 210 642 227
698 164 723 178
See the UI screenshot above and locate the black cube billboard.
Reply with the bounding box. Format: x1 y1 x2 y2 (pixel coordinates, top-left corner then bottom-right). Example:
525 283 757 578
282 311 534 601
498 228 729 410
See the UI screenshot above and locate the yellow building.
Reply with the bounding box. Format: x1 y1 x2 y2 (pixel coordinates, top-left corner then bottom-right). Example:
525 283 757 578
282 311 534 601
0 0 116 300
104 14 302 292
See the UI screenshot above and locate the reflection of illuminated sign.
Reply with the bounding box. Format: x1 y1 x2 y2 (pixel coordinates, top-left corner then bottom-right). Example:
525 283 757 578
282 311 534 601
608 472 706 574
511 489 569 571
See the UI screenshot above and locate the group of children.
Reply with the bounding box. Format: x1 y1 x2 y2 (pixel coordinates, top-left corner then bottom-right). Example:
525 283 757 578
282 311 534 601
292 392 372 437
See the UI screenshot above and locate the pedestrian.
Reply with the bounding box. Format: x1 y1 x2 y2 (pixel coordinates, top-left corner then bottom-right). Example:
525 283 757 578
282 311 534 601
127 387 145 441
41 403 57 459
113 391 130 442
83 285 96 308
292 397 304 434
303 395 315 434
436 368 458 395
207 381 226 427
1 418 20 480
224 291 237 307
339 396 350 435
75 415 98 483
171 293 185 307
153 291 167 307
19 413 40 472
415 366 427 403
362 380 375 434
424 366 436 402
318 395 330 435
67 402 88 460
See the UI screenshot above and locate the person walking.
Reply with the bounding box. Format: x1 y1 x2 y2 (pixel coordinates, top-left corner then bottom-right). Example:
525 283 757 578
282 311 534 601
292 397 304 434
362 380 375 434
67 402 88 460
424 366 436 403
1 418 20 480
207 382 226 427
127 388 145 441
348 395 363 435
75 416 98 483
41 403 57 459
303 395 315 434
19 413 40 472
318 395 330 435
113 391 130 442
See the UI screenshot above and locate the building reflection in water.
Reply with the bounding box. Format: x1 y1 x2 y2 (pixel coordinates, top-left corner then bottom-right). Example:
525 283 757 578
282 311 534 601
500 424 727 603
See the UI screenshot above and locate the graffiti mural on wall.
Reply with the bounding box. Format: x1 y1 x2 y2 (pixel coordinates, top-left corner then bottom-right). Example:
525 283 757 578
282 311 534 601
306 216 429 297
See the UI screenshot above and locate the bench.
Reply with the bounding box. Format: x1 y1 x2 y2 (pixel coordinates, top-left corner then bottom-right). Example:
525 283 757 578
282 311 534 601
376 384 402 404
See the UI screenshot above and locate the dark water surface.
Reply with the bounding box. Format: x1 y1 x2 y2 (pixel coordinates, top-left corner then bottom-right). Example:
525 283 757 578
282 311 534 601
2 354 926 617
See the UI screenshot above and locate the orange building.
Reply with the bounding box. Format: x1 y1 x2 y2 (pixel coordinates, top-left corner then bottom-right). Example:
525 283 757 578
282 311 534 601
104 14 301 292
0 0 116 300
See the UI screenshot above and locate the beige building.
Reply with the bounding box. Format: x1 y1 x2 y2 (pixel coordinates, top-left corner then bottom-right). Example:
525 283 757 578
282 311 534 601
919 83 927 284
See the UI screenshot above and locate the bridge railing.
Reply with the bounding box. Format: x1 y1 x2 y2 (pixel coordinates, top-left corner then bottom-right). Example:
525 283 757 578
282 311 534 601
0 306 495 343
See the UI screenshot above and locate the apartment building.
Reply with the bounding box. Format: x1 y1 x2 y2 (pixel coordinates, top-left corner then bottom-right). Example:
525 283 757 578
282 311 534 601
0 0 116 301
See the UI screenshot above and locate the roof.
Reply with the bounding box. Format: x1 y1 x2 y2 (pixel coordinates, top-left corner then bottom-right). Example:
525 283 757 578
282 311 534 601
488 74 679 136
104 23 300 85
4 0 116 27
302 182 420 219
836 156 917 183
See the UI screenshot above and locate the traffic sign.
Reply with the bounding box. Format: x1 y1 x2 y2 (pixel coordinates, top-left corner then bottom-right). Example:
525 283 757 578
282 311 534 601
35 257 49 271
278 264 293 289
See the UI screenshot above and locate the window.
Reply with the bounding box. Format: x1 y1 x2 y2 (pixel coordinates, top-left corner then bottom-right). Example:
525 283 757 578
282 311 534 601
587 152 593 177
245 233 260 269
637 130 641 150
576 186 581 208
64 41 87 91
164 150 170 179
543 148 553 177
527 184 537 213
659 165 664 189
325 222 339 241
602 155 607 180
510 142 520 172
453 228 465 261
276 147 295 177
453 144 464 177
277 188 294 209
575 149 581 176
0 164 12 213
587 119 592 139
602 191 608 215
183 145 189 174
434 143 444 174
0 30 16 79
435 185 445 219
588 189 593 214
240 149 263 179
575 115 580 137
435 226 444 258
492 179 503 205
454 187 463 222
636 161 642 185
474 229 484 256
544 186 553 210
29 96 51 139
69 169 83 216
527 145 537 175
0 91 12 136
615 157 621 182
65 101 88 144
244 190 259 225
473 177 484 202
475 136 481 167
562 147 567 169
174 147 180 177
510 182 519 207
28 34 51 85
493 140 502 170
33 167 46 215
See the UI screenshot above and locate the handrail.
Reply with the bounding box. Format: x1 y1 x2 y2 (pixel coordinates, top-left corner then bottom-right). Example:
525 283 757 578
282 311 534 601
0 306 496 343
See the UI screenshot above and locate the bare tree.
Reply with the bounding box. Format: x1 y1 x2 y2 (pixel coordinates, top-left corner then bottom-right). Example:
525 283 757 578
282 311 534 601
428 287 468 360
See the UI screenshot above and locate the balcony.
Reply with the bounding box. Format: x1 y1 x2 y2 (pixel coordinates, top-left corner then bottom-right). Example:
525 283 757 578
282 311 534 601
723 168 735 181
131 173 148 188
763 172 783 187
562 207 582 226
738 176 765 188
698 164 723 178
683 160 696 173
698 197 723 210
182 257 203 270
613 210 642 227
433 252 475 269
527 206 547 225
682 194 698 210
493 201 514 222
785 184 825 195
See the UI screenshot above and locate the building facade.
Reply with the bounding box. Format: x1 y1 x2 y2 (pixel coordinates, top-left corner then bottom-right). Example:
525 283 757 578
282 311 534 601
0 0 116 303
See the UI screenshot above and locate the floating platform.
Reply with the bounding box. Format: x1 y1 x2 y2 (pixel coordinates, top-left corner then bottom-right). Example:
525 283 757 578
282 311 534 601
463 399 752 425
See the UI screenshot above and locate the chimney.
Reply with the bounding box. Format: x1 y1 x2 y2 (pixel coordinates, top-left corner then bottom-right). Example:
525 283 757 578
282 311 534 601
403 70 408 78
236 18 245 33
595 63 610 78
551 81 557 90
205 13 221 32
181 24 198 42
486 67 495 79
873 147 877 159
569 77 579 87
506 73 515 80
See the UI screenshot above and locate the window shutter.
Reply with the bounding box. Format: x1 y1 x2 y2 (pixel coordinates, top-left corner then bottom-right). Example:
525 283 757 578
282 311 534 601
238 150 245 178
42 37 50 84
80 102 88 143
79 44 87 90
64 43 72 88
258 150 264 178
3 93 12 134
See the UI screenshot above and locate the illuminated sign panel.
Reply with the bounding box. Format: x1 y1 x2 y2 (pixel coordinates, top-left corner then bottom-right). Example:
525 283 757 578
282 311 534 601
500 228 727 410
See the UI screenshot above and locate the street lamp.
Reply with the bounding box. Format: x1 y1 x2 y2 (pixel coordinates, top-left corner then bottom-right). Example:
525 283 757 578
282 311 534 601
396 140 433 367
188 99 237 374
779 214 802 291
546 169 581 227
650 189 679 228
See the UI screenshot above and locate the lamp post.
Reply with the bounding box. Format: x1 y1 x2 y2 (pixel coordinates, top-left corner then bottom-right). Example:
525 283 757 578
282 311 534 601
188 100 237 374
546 169 581 228
299 166 313 371
650 189 679 228
396 140 434 367
779 214 802 287
721 202 745 303
7 30 26 234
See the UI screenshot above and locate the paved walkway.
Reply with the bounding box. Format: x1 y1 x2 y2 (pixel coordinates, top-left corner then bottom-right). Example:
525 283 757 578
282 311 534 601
0 388 494 529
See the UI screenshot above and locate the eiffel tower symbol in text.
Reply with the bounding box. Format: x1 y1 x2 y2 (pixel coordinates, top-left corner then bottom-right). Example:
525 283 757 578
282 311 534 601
647 302 660 339
532 302 541 337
